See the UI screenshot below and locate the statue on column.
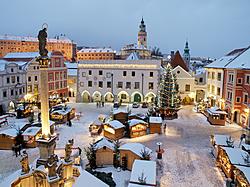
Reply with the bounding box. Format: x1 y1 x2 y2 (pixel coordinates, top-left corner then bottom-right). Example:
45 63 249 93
64 139 74 162
20 150 30 174
38 25 48 57
46 154 58 178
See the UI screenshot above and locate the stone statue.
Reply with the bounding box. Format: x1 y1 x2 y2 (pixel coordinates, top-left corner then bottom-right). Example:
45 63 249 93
20 150 30 174
38 27 48 57
46 154 58 178
65 139 74 162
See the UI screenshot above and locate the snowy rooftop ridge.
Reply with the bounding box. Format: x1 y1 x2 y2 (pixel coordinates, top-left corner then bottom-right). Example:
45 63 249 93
22 127 41 136
0 34 73 43
128 160 156 186
105 120 125 129
78 47 114 53
128 119 148 127
235 166 250 183
213 134 234 147
94 137 115 151
149 117 162 124
119 143 152 158
223 147 249 166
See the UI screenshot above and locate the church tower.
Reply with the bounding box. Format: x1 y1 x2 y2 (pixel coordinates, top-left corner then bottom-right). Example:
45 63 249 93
137 17 147 48
183 41 190 68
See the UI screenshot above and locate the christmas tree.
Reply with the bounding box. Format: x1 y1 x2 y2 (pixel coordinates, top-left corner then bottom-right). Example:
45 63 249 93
157 63 180 119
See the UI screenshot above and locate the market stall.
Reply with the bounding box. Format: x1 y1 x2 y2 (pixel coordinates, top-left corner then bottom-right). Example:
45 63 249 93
128 119 148 138
22 126 41 148
207 106 227 125
149 117 162 134
113 107 129 124
50 105 75 123
89 120 103 136
234 166 250 187
103 120 125 140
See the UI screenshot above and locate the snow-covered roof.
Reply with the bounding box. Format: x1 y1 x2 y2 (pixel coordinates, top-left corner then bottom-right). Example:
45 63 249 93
0 169 22 187
50 105 73 115
128 119 147 127
74 170 109 187
65 62 78 68
0 60 7 71
207 107 227 115
241 142 250 151
126 52 139 60
4 52 39 59
122 43 148 50
235 166 250 183
149 117 162 124
113 107 129 115
0 35 73 43
213 134 234 147
226 47 250 69
119 143 152 158
68 69 77 76
105 120 125 129
78 47 114 53
0 128 18 137
223 147 250 166
0 60 27 71
91 119 103 126
129 160 156 186
195 68 205 75
205 55 236 69
94 137 115 151
128 113 147 120
22 126 41 136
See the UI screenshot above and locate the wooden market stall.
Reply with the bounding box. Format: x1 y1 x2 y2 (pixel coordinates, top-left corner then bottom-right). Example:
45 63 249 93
128 160 156 187
113 107 129 124
149 117 162 134
119 142 152 170
233 166 250 187
0 129 17 149
210 134 234 158
207 106 227 126
50 105 75 123
16 104 32 119
89 120 103 136
94 137 115 167
22 126 41 148
217 147 249 180
128 119 148 138
103 120 125 140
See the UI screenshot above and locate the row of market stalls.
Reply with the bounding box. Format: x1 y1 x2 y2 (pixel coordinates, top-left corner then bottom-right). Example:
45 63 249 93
211 134 250 187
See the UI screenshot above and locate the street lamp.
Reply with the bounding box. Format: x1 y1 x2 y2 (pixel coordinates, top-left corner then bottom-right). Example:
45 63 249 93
142 73 144 100
111 73 114 102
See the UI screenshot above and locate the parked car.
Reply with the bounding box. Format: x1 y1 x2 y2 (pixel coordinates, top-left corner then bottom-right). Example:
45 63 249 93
141 102 148 108
113 102 119 108
132 102 140 108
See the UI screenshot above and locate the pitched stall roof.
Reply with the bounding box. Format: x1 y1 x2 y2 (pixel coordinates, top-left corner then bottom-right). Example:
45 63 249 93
170 51 189 72
106 120 125 129
149 117 162 124
94 137 115 151
128 119 148 127
119 143 152 158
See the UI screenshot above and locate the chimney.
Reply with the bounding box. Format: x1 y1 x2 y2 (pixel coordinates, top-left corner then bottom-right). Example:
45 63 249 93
171 51 175 60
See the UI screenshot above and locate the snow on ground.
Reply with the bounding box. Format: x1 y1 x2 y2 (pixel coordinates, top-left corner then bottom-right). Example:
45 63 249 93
0 103 244 186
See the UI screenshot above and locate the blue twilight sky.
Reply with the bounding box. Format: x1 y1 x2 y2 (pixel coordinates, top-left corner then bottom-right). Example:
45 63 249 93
0 0 250 58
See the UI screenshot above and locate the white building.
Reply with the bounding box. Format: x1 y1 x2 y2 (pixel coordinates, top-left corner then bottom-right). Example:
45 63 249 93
0 60 26 114
76 55 161 103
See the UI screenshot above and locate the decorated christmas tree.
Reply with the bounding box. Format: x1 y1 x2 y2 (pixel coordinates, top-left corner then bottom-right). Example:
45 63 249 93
157 63 180 119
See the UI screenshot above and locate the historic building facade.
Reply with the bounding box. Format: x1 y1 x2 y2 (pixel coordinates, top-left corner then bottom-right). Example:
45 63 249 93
0 35 77 61
77 47 115 61
76 58 161 103
0 60 26 114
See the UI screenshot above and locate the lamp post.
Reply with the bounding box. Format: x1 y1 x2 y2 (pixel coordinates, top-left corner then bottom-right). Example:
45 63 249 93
111 73 114 102
156 142 163 159
142 73 144 101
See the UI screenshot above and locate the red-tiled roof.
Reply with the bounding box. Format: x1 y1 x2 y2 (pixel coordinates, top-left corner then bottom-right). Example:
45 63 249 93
170 51 189 72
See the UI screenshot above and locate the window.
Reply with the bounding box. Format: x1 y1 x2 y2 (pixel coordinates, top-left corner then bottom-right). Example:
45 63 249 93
217 87 221 96
212 85 215 94
48 73 53 81
245 75 250 84
106 72 111 78
134 82 140 89
121 94 127 99
199 77 203 83
27 85 32 92
212 72 215 79
227 91 232 101
3 91 7 98
117 82 123 88
126 82 131 89
244 93 248 104
123 71 127 76
11 68 14 73
99 70 103 75
11 76 15 83
99 81 103 88
88 81 92 87
228 74 234 83
11 89 14 96
217 73 221 81
237 78 242 84
132 71 135 77
149 82 154 90
19 88 22 95
17 76 19 82
89 70 92 75
7 77 10 84
34 85 38 92
55 73 59 81
107 81 111 88
208 72 211 79
35 76 38 81
177 71 180 74
82 72 86 77
236 97 241 103
150 72 153 77
185 84 190 92
28 76 31 82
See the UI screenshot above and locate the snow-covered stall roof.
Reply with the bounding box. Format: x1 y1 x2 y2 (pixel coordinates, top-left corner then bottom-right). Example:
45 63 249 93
0 169 22 187
128 160 156 186
94 137 115 151
113 107 129 115
235 166 250 183
105 120 125 129
128 119 148 127
0 128 18 137
50 105 73 115
91 119 103 126
22 126 41 136
223 147 250 166
149 117 162 124
213 134 234 147
74 170 109 187
241 142 250 151
128 113 147 120
207 107 227 115
119 143 152 158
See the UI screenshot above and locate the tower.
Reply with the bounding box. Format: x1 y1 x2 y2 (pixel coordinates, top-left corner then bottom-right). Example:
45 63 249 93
137 17 147 48
183 41 190 68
